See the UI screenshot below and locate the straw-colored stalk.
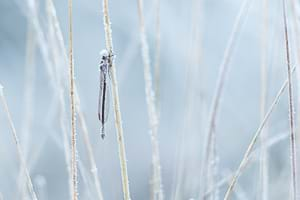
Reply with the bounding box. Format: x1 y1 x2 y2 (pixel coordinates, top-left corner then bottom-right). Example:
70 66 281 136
102 0 131 199
223 66 296 200
68 0 78 199
291 0 300 175
0 84 38 200
137 0 164 199
283 0 298 199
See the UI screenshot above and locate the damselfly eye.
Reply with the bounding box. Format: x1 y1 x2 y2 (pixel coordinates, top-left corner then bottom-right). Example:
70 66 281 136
102 56 106 60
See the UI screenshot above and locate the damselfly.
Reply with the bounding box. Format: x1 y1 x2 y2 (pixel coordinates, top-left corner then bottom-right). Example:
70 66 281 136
98 49 114 139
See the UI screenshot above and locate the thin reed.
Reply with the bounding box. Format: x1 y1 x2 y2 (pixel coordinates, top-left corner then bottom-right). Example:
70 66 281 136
137 0 164 199
67 0 78 199
282 0 298 199
102 0 131 199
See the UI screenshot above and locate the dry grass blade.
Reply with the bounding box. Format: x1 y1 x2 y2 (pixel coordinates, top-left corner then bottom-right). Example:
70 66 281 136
102 0 131 199
137 0 164 199
282 0 298 199
68 0 78 199
291 0 300 165
223 66 296 200
0 84 38 200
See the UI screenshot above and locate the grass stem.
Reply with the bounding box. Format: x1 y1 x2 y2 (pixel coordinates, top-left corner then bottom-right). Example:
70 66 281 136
102 0 131 199
67 0 78 199
283 0 298 199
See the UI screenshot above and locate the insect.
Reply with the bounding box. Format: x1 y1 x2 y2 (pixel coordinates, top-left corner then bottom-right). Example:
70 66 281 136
98 49 114 139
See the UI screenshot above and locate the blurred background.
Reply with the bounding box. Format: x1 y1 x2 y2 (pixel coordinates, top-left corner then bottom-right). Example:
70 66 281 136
0 0 299 199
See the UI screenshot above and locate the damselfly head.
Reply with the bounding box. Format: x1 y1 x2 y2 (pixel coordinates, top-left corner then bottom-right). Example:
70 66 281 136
100 49 109 60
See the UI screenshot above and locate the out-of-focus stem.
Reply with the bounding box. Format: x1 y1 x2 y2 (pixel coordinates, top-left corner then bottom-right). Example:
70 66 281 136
0 85 38 200
137 0 164 199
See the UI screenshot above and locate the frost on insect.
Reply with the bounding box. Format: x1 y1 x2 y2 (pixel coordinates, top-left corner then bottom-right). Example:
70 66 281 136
98 49 114 139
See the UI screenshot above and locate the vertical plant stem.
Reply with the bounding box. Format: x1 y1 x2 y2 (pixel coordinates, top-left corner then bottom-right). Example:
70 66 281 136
291 0 300 170
102 0 131 199
283 0 298 199
68 0 78 199
0 85 38 200
223 66 296 200
137 0 164 199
